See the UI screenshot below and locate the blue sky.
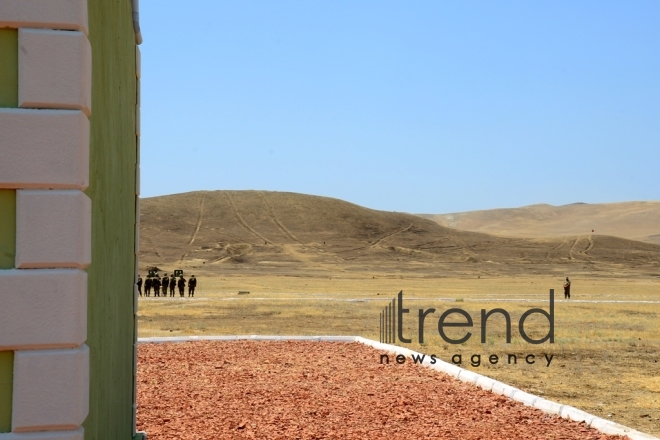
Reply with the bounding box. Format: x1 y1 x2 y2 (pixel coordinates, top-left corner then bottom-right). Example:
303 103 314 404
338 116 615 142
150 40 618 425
139 1 659 213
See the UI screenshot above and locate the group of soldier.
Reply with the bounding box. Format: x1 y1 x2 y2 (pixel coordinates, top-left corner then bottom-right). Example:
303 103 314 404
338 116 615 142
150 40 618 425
136 273 197 297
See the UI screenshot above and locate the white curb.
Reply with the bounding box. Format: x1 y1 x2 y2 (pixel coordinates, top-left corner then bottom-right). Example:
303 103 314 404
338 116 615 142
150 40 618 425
533 398 564 416
137 336 658 440
138 335 345 344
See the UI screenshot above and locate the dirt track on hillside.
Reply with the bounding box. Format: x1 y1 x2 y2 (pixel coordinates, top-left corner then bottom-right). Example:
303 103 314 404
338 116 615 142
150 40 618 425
139 190 660 279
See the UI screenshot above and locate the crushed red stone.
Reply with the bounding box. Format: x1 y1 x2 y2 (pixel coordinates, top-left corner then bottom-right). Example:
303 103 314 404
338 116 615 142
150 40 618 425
137 341 627 440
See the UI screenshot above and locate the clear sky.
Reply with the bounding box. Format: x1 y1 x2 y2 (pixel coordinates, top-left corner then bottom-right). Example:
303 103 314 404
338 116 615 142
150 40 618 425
139 1 659 213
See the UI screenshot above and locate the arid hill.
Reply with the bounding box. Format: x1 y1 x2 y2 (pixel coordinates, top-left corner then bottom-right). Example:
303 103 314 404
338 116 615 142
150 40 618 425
139 191 660 277
419 201 660 244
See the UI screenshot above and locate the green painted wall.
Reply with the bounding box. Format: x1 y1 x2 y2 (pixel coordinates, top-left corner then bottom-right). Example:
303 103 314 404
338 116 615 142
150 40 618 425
84 1 138 439
0 28 18 107
0 351 13 433
0 190 16 269
0 28 17 434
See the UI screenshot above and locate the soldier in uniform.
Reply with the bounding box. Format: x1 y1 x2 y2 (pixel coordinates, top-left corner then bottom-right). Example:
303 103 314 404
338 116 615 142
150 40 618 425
136 274 143 296
177 276 186 297
145 276 152 297
564 277 571 299
169 276 176 297
162 273 169 297
188 275 197 297
153 276 161 297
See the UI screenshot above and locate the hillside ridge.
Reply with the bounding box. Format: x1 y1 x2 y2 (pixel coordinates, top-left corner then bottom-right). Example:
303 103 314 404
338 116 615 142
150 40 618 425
419 201 660 243
139 191 660 276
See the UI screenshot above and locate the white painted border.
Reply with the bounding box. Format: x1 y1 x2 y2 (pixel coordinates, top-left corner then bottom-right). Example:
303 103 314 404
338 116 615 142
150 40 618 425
137 335 659 440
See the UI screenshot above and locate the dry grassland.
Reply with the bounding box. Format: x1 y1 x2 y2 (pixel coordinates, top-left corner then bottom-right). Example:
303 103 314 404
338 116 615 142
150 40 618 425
138 191 660 434
421 201 660 244
138 274 660 435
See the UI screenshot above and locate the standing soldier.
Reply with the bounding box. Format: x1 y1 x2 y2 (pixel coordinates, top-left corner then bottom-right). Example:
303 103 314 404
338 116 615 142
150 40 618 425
169 276 176 297
564 277 571 299
145 276 152 297
136 274 143 297
153 276 161 297
177 276 186 297
188 275 197 297
162 273 169 297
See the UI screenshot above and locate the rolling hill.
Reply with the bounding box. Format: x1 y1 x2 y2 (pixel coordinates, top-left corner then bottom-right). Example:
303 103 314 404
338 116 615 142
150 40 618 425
138 191 660 277
419 202 660 244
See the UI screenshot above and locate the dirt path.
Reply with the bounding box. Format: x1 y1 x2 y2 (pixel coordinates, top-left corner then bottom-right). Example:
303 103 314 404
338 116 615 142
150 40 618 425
566 235 595 259
188 191 206 245
370 223 413 248
225 192 272 244
585 234 595 253
568 236 584 259
259 191 304 245
546 239 569 259
447 227 479 261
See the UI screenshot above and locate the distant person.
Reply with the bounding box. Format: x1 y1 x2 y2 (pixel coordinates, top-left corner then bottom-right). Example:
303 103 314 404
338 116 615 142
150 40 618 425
162 274 169 297
188 275 197 297
177 276 186 297
153 276 161 297
136 274 143 296
145 276 152 297
564 277 571 299
169 276 176 297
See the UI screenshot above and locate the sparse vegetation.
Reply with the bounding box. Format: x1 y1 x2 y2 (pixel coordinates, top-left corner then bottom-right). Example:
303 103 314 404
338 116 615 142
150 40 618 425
137 191 660 435
138 274 660 435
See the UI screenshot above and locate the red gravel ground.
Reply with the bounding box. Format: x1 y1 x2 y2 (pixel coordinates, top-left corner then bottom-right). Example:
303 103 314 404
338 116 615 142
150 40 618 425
137 341 627 440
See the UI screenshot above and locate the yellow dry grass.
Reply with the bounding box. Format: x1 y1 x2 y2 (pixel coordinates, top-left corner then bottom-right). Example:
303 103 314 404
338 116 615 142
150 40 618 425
137 191 660 433
421 201 660 244
138 274 660 435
